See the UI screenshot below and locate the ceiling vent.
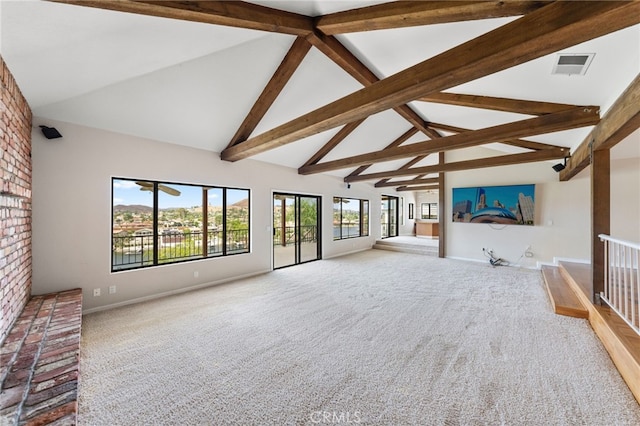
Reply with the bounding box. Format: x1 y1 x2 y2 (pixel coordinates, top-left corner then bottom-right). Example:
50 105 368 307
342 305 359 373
552 53 595 76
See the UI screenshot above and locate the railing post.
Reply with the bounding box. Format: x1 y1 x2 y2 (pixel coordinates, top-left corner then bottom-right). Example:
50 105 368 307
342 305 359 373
599 234 640 336
603 238 609 302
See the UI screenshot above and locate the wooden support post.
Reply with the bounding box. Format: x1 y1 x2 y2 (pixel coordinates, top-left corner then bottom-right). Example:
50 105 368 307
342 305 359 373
438 151 445 259
591 148 610 302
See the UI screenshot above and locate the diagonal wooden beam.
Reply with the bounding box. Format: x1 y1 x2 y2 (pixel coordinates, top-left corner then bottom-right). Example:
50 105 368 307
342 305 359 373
227 37 312 148
375 177 439 188
345 128 420 178
302 119 366 167
299 107 592 175
345 148 567 183
419 92 578 116
49 0 314 36
221 1 639 162
396 185 440 192
560 73 640 181
373 155 433 187
427 122 570 151
306 32 440 139
300 32 440 168
316 1 550 35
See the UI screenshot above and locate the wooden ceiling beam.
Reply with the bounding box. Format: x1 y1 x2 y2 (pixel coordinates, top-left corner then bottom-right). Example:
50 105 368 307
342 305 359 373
373 155 434 187
560 73 640 181
299 31 440 168
426 121 570 151
345 128 419 178
299 107 592 175
375 177 439 188
221 1 639 162
227 37 312 148
307 32 440 139
49 0 314 36
316 1 550 35
345 149 567 183
305 32 378 86
396 185 440 192
419 92 578 116
302 118 366 167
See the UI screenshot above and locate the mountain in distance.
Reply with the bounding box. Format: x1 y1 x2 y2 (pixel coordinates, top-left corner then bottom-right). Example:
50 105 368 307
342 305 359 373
114 200 247 212
230 198 249 209
113 204 153 214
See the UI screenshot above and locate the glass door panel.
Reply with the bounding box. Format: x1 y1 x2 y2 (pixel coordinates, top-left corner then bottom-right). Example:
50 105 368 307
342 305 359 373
389 197 398 237
273 193 321 269
273 194 296 269
381 195 399 238
299 196 319 263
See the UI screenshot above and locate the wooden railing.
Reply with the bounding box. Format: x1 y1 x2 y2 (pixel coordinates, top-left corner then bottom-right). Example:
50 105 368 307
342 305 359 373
600 234 640 336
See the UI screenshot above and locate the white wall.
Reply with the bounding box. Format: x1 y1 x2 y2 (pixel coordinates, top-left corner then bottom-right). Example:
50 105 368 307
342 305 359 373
444 147 591 267
31 121 639 311
610 157 640 242
31 121 395 311
444 140 639 267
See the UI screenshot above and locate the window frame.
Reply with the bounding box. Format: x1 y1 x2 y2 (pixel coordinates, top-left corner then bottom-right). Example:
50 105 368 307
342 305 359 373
111 177 250 272
421 202 438 220
333 197 369 240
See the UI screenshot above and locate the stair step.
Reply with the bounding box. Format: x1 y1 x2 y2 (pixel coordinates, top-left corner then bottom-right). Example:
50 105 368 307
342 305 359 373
541 265 588 319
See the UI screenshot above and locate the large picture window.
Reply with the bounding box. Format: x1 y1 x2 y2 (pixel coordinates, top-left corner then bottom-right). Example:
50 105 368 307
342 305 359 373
333 197 369 240
112 178 249 271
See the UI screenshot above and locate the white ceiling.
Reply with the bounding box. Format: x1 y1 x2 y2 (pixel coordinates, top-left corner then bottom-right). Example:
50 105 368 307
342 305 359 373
1 0 639 178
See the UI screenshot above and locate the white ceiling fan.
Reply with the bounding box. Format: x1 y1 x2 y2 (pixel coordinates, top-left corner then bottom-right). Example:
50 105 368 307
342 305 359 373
135 181 181 196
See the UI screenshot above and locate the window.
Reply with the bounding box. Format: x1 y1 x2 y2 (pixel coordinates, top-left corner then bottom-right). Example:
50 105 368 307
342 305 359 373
421 203 438 220
112 178 249 271
333 197 369 240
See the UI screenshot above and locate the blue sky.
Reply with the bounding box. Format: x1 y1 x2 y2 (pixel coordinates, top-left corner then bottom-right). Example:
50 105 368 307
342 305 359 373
113 179 248 208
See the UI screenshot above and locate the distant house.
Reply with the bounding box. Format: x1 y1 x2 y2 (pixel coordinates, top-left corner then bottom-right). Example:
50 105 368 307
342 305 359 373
133 229 154 237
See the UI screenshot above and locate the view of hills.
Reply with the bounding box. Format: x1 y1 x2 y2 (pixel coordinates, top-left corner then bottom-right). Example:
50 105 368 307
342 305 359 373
113 204 153 213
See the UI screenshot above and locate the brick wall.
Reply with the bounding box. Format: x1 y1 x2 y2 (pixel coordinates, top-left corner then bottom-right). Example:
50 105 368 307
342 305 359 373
0 55 33 344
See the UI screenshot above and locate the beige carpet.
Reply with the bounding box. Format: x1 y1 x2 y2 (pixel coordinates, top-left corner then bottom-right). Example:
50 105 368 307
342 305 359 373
78 250 640 425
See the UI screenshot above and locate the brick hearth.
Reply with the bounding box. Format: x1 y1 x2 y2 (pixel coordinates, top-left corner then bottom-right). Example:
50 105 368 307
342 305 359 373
0 289 82 425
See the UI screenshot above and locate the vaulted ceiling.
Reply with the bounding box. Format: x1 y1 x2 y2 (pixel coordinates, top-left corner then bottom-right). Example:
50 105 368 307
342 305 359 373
2 1 639 190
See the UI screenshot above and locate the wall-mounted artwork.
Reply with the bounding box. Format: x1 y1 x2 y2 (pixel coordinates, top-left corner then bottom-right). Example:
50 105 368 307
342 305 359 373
452 184 535 225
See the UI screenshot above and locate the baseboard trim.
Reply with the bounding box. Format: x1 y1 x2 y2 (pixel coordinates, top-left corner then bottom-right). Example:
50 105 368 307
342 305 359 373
446 255 539 270
83 269 271 315
553 257 591 265
324 247 370 259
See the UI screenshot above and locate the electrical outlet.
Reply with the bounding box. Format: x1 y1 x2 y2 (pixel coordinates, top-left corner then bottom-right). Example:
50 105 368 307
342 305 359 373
194 271 199 278
93 288 101 297
109 285 117 294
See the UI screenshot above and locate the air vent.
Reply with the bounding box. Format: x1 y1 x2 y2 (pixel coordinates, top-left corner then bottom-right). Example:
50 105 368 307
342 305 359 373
552 53 595 76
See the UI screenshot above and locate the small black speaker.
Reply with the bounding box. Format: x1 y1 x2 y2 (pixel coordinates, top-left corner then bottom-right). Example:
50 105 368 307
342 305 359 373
40 126 62 139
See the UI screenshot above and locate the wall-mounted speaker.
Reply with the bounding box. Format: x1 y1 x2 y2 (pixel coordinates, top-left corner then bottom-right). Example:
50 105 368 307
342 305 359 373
39 126 62 139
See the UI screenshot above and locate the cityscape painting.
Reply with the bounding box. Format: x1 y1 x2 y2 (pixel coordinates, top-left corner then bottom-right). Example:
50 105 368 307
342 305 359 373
452 184 535 225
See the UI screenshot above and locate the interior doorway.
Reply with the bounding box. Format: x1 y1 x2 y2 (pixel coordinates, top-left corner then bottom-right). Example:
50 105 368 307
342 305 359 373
381 195 399 238
273 193 321 269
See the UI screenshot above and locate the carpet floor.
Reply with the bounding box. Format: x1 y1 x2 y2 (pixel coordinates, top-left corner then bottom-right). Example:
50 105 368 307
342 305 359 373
78 250 640 425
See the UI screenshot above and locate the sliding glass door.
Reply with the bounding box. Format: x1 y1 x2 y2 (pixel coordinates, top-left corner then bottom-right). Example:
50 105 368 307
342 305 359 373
381 195 399 238
273 193 321 269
